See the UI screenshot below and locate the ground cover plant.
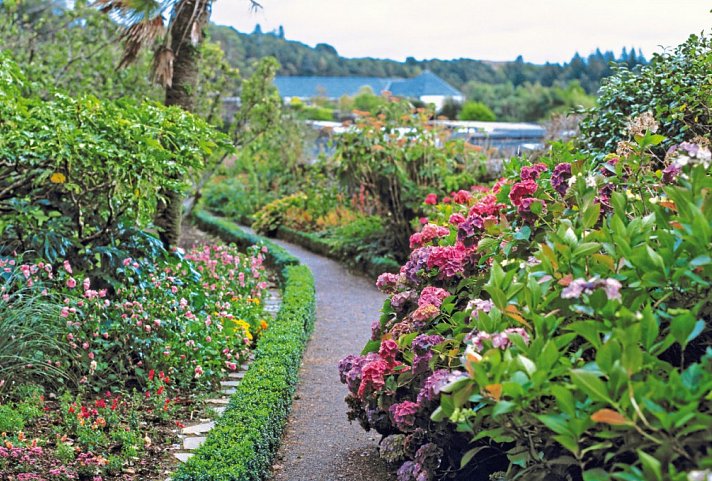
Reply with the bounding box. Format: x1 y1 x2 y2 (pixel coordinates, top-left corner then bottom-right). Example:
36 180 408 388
0 242 270 480
340 115 711 480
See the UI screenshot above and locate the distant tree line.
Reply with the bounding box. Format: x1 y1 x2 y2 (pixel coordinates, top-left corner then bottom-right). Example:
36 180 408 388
208 24 646 122
208 24 647 95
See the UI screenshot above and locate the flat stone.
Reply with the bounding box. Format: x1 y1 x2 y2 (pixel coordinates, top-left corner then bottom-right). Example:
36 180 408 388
221 388 236 395
173 452 194 462
212 406 226 415
183 436 206 450
221 379 240 387
205 398 229 405
227 371 245 380
182 421 215 435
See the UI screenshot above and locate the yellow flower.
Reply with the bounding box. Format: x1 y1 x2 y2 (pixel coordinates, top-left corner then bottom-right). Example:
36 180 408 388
50 172 66 184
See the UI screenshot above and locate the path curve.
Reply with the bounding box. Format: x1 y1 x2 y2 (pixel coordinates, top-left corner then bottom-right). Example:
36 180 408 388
260 233 394 481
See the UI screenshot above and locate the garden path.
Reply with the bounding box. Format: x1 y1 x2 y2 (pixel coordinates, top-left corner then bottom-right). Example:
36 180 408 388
247 231 394 481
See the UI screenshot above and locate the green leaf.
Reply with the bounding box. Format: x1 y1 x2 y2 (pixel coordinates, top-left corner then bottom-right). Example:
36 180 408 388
582 203 602 229
570 369 613 404
583 469 611 481
637 450 663 481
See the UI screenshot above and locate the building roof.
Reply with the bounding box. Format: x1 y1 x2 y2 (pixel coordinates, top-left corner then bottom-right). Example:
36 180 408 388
273 71 462 100
389 71 462 98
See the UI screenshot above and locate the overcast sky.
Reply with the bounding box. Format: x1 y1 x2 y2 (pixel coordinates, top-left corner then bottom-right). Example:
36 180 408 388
211 0 711 64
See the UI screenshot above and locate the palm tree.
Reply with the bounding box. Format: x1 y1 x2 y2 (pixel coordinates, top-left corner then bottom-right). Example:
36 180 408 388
95 0 258 247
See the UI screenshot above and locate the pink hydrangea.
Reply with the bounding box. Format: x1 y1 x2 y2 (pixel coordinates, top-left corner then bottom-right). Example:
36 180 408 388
424 193 438 205
449 213 466 226
358 358 390 398
452 190 472 204
379 339 400 368
417 286 450 308
508 180 538 206
389 400 420 431
426 245 467 279
376 272 401 293
520 163 547 181
469 194 506 217
420 224 450 244
411 304 440 322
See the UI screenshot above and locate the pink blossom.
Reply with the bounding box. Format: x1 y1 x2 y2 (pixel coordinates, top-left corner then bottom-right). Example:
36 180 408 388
508 180 538 206
424 193 438 205
389 401 420 431
66 277 77 288
449 213 466 225
452 190 472 204
426 245 467 278
411 304 440 322
417 286 450 308
63 260 73 274
520 163 547 181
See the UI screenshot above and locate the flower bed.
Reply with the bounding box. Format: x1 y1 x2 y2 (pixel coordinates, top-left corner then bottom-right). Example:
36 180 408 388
0 243 270 480
340 129 712 481
174 211 316 481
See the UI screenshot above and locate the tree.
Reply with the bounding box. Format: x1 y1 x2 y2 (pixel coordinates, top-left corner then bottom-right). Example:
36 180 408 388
96 0 258 248
458 101 496 121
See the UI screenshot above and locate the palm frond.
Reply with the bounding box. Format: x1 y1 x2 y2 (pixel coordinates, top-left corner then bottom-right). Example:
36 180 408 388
118 15 166 68
152 45 175 87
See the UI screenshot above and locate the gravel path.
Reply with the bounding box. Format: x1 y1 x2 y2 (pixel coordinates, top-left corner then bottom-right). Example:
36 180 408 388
259 235 395 481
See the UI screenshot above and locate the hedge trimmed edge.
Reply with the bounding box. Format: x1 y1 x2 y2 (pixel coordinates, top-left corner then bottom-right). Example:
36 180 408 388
276 226 401 279
174 210 316 481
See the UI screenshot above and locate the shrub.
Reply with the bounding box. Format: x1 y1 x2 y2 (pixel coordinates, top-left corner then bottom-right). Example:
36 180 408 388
174 215 316 481
458 101 496 122
334 97 485 254
0 55 230 269
1 243 268 391
340 124 711 480
580 33 712 158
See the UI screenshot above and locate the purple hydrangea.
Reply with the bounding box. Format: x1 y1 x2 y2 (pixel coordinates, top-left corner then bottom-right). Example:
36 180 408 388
417 369 464 404
379 434 407 463
411 334 445 375
551 162 572 196
561 277 622 301
402 247 433 284
390 401 420 432
520 163 547 181
457 213 485 245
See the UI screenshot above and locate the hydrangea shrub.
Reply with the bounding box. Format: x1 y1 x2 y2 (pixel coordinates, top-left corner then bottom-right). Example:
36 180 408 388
340 125 711 481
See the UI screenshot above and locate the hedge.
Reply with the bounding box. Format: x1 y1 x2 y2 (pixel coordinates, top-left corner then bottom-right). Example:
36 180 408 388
174 210 316 481
277 226 401 279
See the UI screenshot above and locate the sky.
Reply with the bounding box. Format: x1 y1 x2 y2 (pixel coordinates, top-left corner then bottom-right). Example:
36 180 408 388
212 0 712 64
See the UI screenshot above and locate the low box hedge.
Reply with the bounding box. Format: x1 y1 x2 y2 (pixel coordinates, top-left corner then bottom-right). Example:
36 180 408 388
174 211 316 481
277 226 401 279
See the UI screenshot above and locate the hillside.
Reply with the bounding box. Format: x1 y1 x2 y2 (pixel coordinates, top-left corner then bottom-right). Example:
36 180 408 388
207 24 647 95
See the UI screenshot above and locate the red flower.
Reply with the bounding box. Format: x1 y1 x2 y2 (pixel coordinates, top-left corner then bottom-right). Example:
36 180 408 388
424 193 438 205
508 180 538 206
148 369 155 381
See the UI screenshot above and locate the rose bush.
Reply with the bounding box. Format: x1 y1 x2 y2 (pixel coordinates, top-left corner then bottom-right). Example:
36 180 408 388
340 122 711 481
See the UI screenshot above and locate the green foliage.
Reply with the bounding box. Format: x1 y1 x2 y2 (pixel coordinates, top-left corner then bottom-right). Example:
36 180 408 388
464 80 595 122
0 267 70 391
580 33 712 157
209 24 646 96
343 128 712 480
0 0 161 100
192 209 300 270
174 215 316 481
458 101 496 121
333 98 485 254
0 56 231 267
